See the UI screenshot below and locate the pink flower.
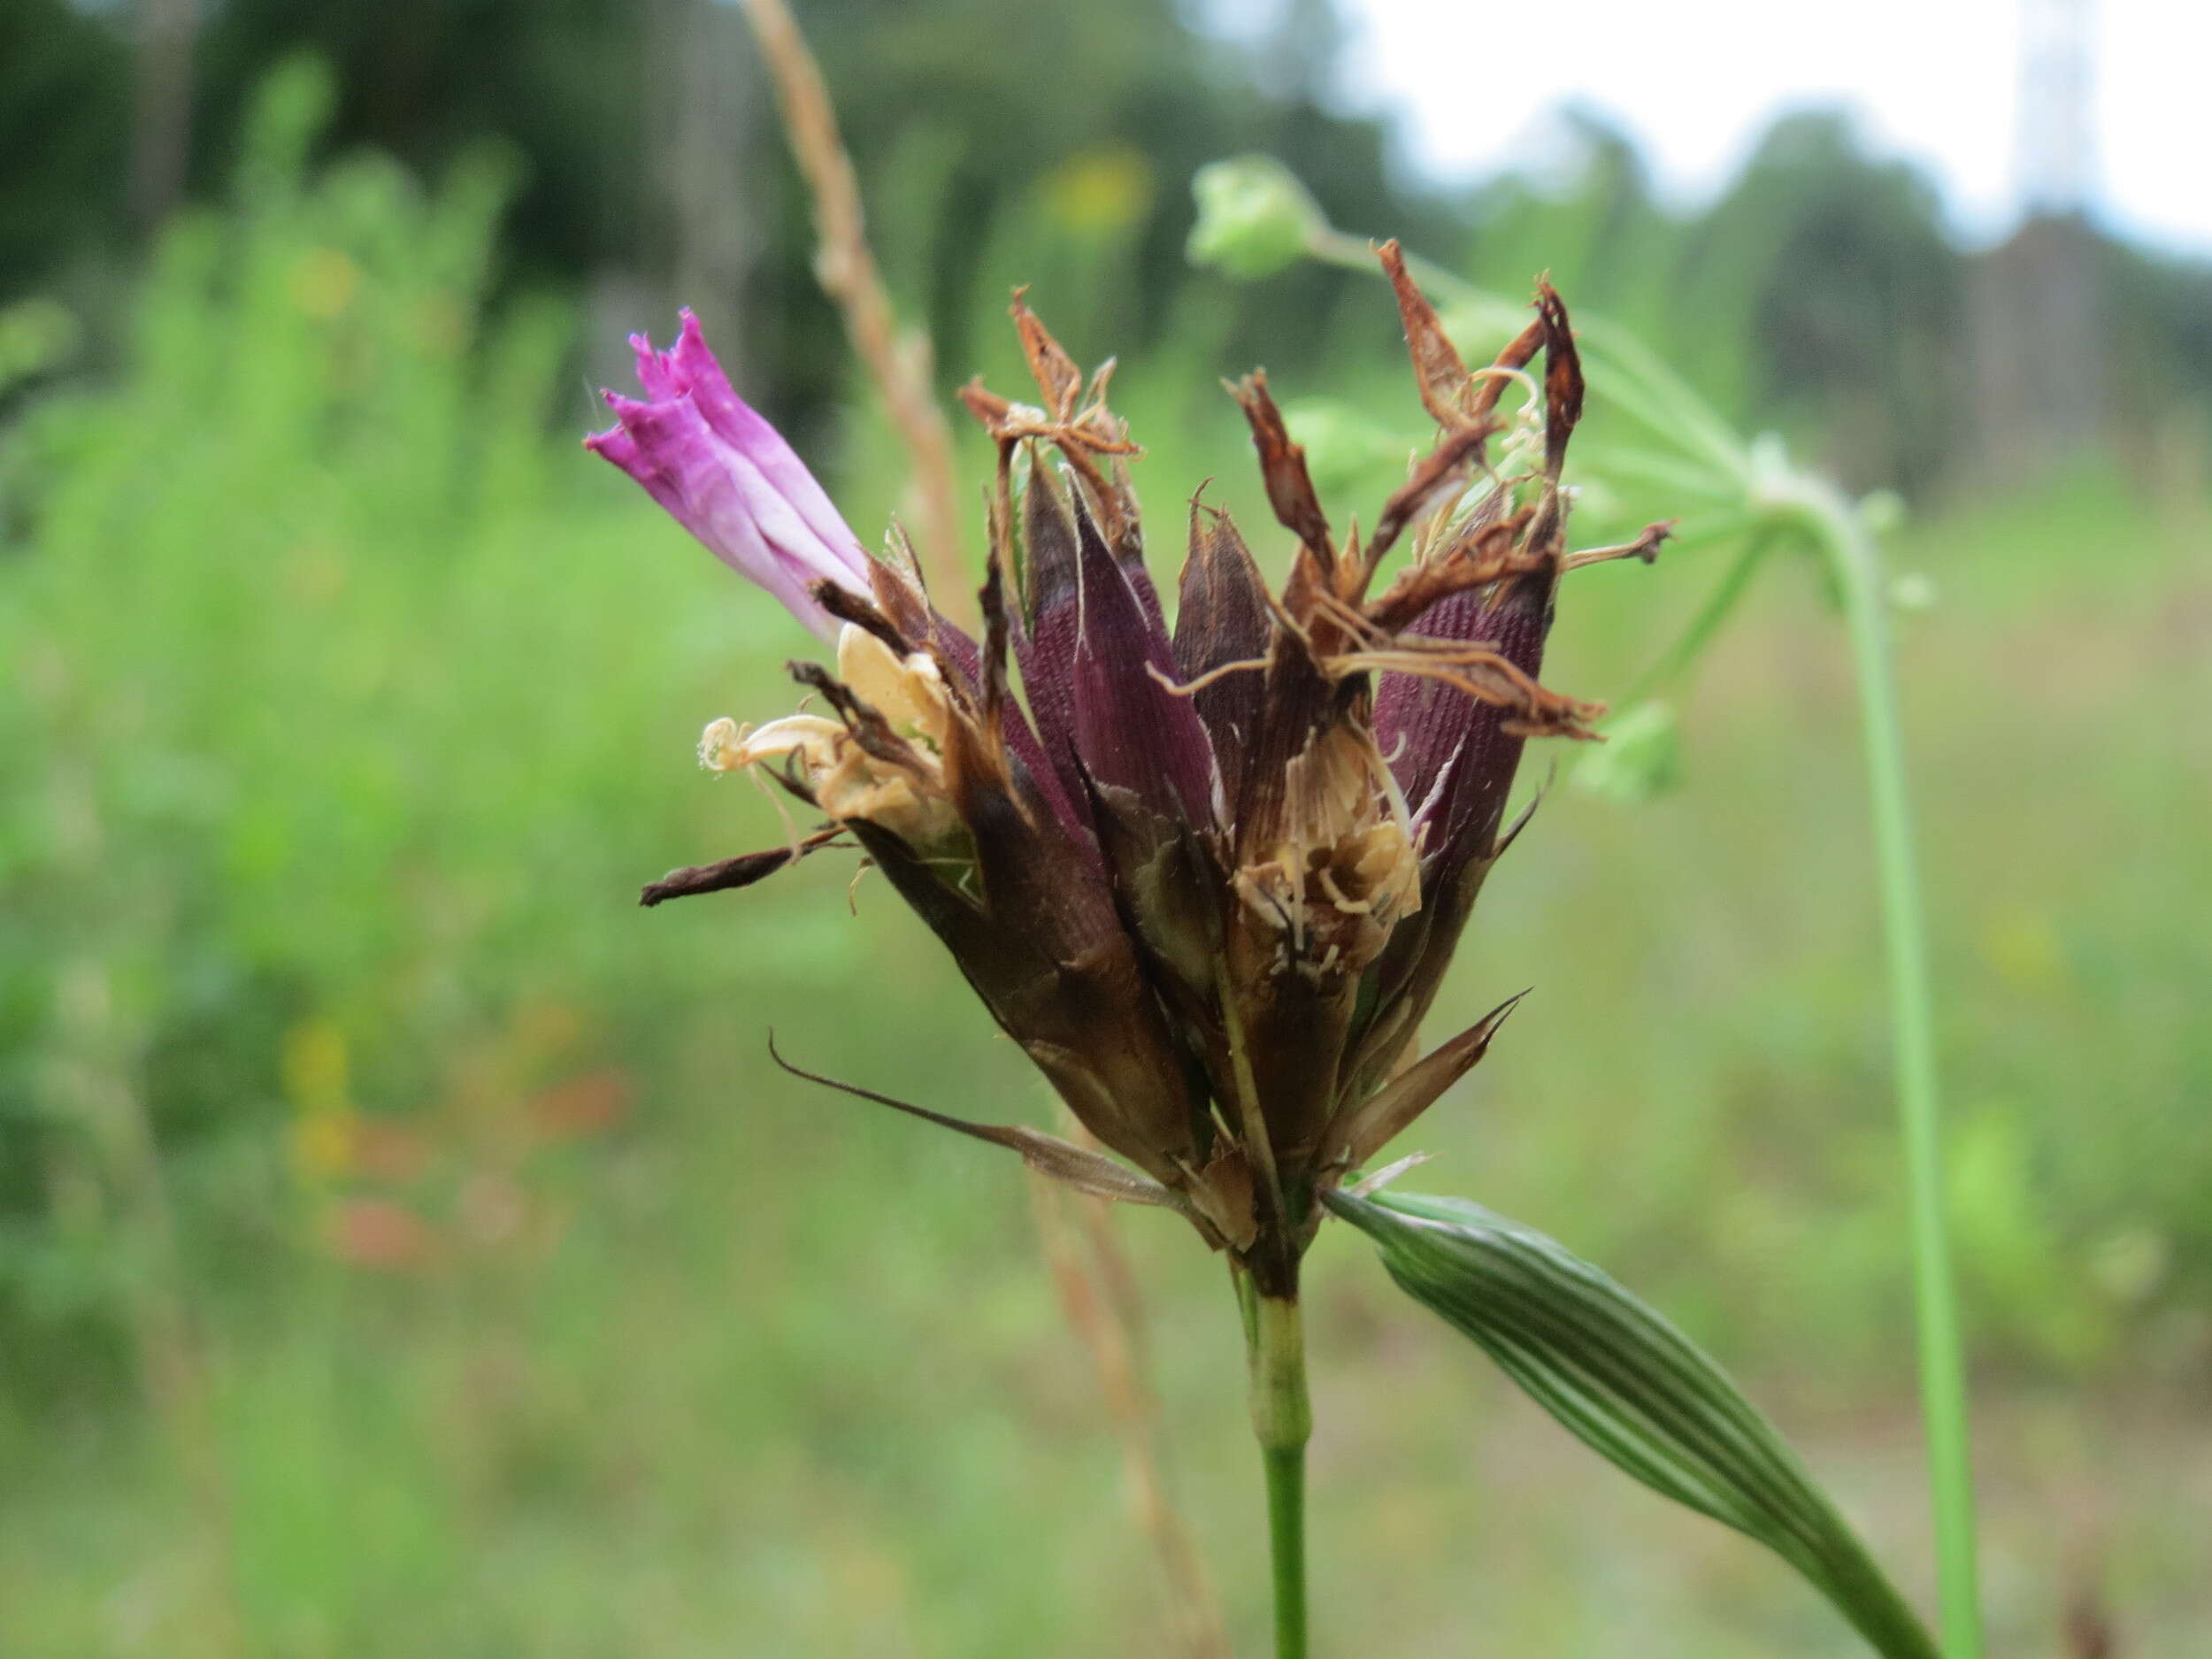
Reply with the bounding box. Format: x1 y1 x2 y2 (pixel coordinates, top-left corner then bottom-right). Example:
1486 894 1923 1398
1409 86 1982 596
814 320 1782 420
587 311 872 639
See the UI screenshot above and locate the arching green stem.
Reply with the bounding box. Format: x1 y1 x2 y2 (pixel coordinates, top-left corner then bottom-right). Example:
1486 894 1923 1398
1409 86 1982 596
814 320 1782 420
1796 489 1984 1659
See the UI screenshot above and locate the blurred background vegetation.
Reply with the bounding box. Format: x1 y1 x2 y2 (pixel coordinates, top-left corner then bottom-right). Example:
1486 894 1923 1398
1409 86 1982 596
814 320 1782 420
1 2 2207 1655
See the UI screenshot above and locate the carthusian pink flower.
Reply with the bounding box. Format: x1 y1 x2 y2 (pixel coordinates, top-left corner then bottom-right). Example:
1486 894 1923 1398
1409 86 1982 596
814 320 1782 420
601 252 1664 1298
587 309 874 640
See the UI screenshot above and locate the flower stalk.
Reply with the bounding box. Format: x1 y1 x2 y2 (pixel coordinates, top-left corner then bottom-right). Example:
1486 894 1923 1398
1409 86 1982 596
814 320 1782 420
1239 1276 1312 1659
1812 490 1984 1659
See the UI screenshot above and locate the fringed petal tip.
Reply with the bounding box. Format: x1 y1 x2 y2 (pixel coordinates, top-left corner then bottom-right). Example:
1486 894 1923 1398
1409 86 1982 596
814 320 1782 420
587 388 664 460
586 312 874 639
595 386 660 424
625 310 711 402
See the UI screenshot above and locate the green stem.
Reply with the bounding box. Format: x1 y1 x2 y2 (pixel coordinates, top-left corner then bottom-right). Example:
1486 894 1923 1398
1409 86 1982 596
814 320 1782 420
1243 1282 1312 1659
1807 494 1985 1659
1619 529 1777 707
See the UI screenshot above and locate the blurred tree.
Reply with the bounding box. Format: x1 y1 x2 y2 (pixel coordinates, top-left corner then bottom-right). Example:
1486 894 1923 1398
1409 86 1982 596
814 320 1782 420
1969 211 2103 486
644 0 756 358
746 0 1451 432
1460 108 1971 494
3 0 1441 436
1689 111 1964 494
0 0 131 297
189 0 652 279
1462 108 1678 334
129 0 199 232
4 4 2206 492
2093 234 2212 488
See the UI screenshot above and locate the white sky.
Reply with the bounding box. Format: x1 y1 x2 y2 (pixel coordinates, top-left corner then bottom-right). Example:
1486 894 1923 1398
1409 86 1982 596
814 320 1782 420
1333 0 2208 255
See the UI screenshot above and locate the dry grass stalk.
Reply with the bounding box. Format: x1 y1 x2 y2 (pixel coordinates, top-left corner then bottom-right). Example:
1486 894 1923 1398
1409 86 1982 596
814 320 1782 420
737 0 972 624
1029 1169 1233 1659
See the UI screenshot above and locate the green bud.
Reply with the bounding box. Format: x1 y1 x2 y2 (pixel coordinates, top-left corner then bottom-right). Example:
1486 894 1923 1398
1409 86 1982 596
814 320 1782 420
1572 700 1682 806
1187 156 1325 280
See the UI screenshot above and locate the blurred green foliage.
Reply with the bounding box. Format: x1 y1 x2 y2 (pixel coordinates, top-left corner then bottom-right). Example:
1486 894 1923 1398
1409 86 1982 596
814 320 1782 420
2 45 2209 1659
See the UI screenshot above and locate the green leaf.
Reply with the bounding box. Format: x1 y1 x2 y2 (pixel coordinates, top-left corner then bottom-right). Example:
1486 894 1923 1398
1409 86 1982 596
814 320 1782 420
1325 1187 1940 1659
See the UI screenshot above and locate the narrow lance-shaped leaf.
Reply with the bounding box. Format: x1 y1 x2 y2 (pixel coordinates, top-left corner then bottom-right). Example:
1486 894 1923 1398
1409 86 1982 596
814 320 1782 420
639 827 841 908
769 1037 1183 1211
1325 1187 1941 1659
1321 991 1525 1177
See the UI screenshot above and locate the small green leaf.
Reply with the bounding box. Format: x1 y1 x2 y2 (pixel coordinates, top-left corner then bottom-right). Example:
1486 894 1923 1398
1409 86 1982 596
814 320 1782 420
1326 1187 1939 1659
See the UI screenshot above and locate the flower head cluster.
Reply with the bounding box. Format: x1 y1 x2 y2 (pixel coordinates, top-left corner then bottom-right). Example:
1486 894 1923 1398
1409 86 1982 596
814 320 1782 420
592 247 1663 1292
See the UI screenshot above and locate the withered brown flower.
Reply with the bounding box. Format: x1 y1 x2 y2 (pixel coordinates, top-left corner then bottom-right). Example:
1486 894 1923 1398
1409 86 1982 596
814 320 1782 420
600 245 1664 1294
